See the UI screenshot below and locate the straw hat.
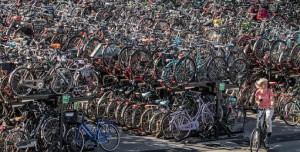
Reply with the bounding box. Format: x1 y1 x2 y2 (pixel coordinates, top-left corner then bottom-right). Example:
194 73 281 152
255 78 268 88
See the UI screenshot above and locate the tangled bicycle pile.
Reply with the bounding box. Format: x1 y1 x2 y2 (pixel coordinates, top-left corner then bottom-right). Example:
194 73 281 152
0 0 299 151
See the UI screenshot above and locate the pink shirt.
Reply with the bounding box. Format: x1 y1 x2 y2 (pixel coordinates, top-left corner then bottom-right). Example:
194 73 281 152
255 89 273 109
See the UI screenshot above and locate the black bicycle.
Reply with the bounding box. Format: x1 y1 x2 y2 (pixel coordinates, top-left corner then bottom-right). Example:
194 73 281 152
250 107 272 152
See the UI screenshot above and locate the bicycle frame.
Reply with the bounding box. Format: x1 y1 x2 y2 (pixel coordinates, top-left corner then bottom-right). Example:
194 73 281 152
79 121 112 144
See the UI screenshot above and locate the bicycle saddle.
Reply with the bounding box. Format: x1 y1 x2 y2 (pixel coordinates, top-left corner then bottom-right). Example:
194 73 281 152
141 92 152 98
160 100 170 107
50 43 61 49
268 82 277 86
154 99 162 104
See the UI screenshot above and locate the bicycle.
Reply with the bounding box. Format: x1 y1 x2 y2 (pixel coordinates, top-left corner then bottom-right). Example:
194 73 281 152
282 90 300 126
249 107 272 152
65 111 120 152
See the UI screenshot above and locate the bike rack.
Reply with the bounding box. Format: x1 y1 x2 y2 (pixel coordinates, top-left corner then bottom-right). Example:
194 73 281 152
16 94 94 152
180 81 241 140
58 96 94 152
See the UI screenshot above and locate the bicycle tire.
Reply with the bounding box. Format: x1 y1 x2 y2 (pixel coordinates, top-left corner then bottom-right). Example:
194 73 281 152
174 56 196 84
253 38 271 61
102 43 122 67
282 101 300 126
140 108 156 134
8 67 34 96
206 57 227 82
106 99 119 120
250 128 261 152
271 40 287 66
170 113 191 141
131 105 144 128
149 111 163 136
97 98 110 118
98 124 120 152
289 44 300 67
229 58 249 84
65 127 84 152
226 107 246 133
41 117 66 145
0 75 14 103
82 38 102 58
51 67 73 94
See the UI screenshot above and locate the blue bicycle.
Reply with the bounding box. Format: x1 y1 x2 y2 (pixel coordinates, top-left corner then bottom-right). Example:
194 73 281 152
65 112 120 152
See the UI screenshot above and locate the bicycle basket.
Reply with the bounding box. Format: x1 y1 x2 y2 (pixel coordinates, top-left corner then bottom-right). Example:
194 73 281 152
63 110 83 123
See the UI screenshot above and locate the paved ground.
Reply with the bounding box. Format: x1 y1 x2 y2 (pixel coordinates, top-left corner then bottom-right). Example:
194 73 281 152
95 112 300 152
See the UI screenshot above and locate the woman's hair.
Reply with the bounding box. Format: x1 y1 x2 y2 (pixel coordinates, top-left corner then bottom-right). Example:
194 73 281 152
255 78 268 88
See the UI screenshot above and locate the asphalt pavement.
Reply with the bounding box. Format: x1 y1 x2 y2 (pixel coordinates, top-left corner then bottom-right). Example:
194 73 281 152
94 112 300 152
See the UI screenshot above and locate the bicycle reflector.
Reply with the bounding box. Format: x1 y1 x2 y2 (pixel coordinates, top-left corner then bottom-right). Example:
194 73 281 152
213 19 221 25
117 101 121 105
144 105 149 109
133 105 138 109
178 54 183 58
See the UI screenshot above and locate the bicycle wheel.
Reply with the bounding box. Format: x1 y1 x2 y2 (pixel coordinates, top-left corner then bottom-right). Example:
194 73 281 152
170 113 191 141
106 99 119 120
66 36 82 53
161 64 178 89
55 2 70 16
115 101 126 124
118 47 134 71
174 57 196 84
41 118 66 145
0 75 14 103
123 104 134 129
65 127 84 152
149 111 163 136
51 67 73 94
271 40 287 66
98 124 120 152
103 43 122 67
98 98 110 117
131 105 144 128
229 59 249 84
9 67 33 96
74 68 99 96
250 128 261 152
129 50 151 78
289 44 300 67
282 101 300 126
4 131 28 152
207 57 227 82
161 113 172 139
87 98 98 119
253 38 271 61
226 108 246 133
140 108 155 133
82 38 102 58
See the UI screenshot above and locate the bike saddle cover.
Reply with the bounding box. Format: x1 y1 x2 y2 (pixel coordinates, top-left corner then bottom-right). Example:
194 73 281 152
154 99 162 104
160 100 170 107
142 92 152 98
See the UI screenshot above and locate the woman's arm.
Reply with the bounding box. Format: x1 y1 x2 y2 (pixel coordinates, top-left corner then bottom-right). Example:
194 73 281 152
255 91 260 106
